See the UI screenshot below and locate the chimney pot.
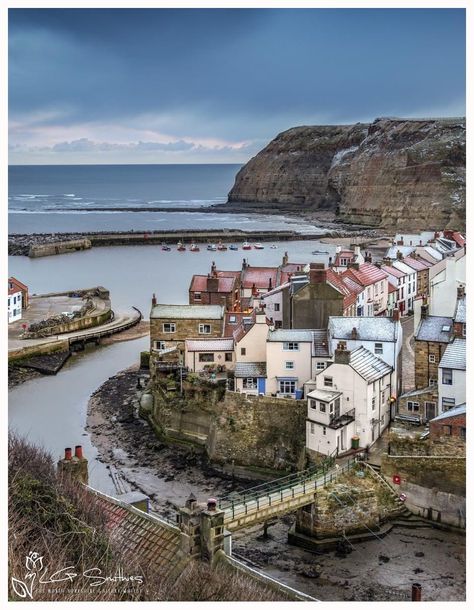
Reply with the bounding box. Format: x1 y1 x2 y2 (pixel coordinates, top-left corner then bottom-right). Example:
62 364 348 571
75 445 83 459
151 293 157 306
411 583 422 601
207 498 217 512
64 447 72 460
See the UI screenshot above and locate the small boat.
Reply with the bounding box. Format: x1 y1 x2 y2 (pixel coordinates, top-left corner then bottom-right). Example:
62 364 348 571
207 244 217 251
254 243 264 250
242 242 252 250
190 243 200 252
177 241 186 252
270 244 278 249
161 243 171 251
312 250 329 255
229 244 238 251
217 242 227 251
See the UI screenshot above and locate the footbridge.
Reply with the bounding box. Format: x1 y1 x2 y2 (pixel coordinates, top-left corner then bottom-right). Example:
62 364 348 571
218 453 356 531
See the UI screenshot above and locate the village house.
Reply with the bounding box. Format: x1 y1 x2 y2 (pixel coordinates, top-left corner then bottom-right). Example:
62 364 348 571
240 260 279 299
8 276 28 323
327 312 403 394
184 337 234 372
403 255 432 297
149 299 224 359
266 329 316 398
306 342 394 456
381 262 410 315
429 250 466 318
386 282 398 317
340 263 389 316
329 245 365 273
397 385 439 423
429 403 466 441
391 259 417 312
437 337 466 415
189 262 240 310
326 269 359 317
414 313 453 389
260 282 289 329
233 309 269 395
281 263 347 329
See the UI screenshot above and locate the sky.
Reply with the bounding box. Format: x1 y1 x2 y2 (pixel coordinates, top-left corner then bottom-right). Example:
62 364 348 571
8 8 466 165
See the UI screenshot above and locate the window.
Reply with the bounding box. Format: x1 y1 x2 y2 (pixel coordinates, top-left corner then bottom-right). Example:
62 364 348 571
153 340 165 350
278 380 296 395
429 354 436 364
199 353 214 363
372 396 376 410
429 378 437 386
310 399 317 410
229 315 237 323
163 323 176 333
323 427 326 436
274 303 280 312
194 292 202 301
441 397 455 412
285 361 295 370
442 369 453 385
243 378 257 389
442 425 452 436
460 427 466 440
407 401 420 412
8 298 10 306
283 342 299 351
199 324 211 334
375 343 383 355
381 390 386 403
240 347 246 356
462 324 466 337
316 362 326 371
225 353 233 362
310 422 315 434
319 402 326 413
323 376 333 387
381 415 385 425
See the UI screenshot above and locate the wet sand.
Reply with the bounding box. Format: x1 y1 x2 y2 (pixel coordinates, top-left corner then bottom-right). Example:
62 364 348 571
86 367 466 601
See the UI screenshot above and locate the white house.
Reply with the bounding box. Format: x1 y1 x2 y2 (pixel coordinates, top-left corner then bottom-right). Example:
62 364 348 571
391 259 417 312
429 251 466 318
381 264 410 315
185 338 235 372
266 329 314 398
438 338 466 415
8 278 24 323
260 282 288 329
330 245 365 273
327 314 403 394
306 343 394 456
340 263 389 316
233 310 269 394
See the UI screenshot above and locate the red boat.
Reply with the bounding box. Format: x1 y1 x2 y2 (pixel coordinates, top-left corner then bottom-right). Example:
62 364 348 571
190 243 200 252
242 242 252 250
217 242 227 251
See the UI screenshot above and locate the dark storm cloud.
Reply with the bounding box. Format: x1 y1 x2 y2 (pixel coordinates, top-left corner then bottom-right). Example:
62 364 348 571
8 8 466 163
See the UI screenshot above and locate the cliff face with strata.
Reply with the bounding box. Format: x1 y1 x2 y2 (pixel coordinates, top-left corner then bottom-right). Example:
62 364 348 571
228 118 465 230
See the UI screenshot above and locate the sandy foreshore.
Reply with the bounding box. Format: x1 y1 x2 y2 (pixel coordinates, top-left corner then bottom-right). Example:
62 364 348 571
86 366 465 602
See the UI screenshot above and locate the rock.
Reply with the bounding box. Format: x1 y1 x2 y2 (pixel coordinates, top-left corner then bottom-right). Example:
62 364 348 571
379 555 390 563
415 551 425 557
228 117 465 231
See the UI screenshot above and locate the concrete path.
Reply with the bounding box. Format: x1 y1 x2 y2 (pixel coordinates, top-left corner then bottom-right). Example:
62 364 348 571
400 315 415 392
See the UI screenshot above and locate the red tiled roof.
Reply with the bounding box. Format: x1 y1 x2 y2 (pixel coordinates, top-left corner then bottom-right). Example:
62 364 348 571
342 263 388 287
388 282 397 294
403 257 431 271
381 265 405 279
223 312 246 337
242 267 278 289
190 275 236 293
8 276 28 292
280 263 307 284
215 270 241 279
326 269 359 310
450 232 466 247
334 250 356 266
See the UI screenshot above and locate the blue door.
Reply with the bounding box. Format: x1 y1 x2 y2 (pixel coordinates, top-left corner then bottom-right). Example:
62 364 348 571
257 377 266 394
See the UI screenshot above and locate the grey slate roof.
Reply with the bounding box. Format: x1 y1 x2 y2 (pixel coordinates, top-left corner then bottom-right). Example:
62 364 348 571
415 316 453 343
438 338 466 370
328 317 399 342
186 338 234 351
349 346 392 383
267 329 314 342
430 403 466 422
313 330 331 357
235 362 267 378
454 297 466 324
151 304 224 319
307 388 342 402
385 245 416 259
399 385 437 399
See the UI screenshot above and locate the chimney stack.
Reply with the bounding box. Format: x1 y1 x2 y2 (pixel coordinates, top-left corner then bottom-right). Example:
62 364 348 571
64 447 72 460
268 277 273 291
282 251 289 266
57 444 88 485
392 308 400 322
207 498 217 512
151 293 157 306
75 445 83 459
334 341 350 365
348 262 360 271
457 285 465 299
309 262 327 284
211 261 217 277
396 250 403 260
351 327 358 340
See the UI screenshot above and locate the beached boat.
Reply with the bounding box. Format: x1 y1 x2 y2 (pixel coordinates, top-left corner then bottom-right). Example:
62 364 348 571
207 244 217 251
190 243 200 252
177 242 186 251
229 244 238 251
254 243 264 250
161 243 171 251
242 242 252 250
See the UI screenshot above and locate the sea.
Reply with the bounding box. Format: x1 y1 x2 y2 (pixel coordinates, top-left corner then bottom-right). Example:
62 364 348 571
8 164 322 235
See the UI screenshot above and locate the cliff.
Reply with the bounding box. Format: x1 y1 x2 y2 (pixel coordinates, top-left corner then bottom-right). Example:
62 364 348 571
228 118 465 230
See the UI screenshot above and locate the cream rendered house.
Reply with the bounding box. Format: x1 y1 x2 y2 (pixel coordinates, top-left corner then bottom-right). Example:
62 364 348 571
266 329 314 398
233 311 269 395
306 342 394 456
